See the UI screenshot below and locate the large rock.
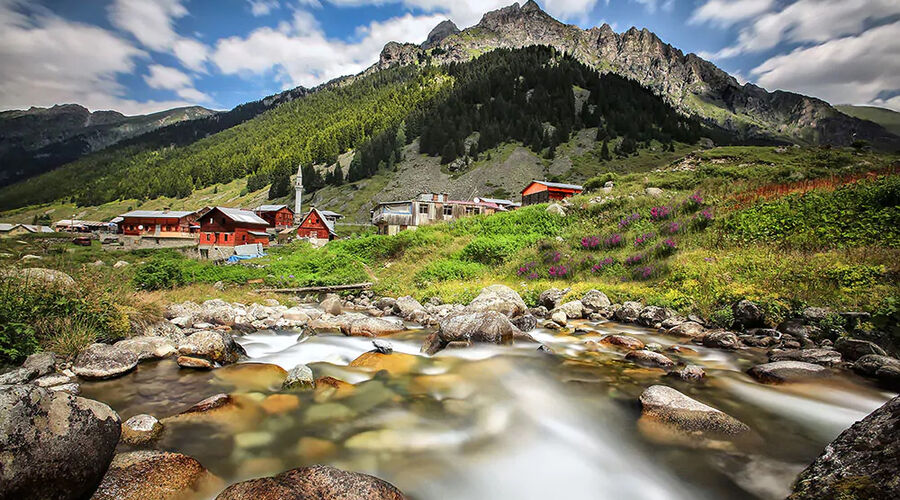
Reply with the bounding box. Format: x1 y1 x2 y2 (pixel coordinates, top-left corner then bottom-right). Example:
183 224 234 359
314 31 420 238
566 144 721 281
625 350 675 369
394 296 425 319
546 203 566 216
74 343 139 380
283 364 315 391
466 285 527 318
8 268 76 289
834 337 886 361
194 299 239 327
121 414 163 445
599 335 645 351
615 301 642 323
343 317 405 337
788 395 900 499
639 385 750 439
748 361 832 384
539 288 569 309
23 351 56 376
853 355 900 390
554 300 584 319
638 306 671 327
319 294 343 316
177 331 245 367
114 336 177 361
581 289 611 310
423 311 527 355
0 385 120 500
216 465 406 500
732 300 764 328
91 451 220 500
702 330 742 350
769 348 841 367
665 321 706 339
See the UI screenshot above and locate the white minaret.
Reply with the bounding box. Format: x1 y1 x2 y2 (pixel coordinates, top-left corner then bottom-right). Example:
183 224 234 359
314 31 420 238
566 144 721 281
294 163 303 217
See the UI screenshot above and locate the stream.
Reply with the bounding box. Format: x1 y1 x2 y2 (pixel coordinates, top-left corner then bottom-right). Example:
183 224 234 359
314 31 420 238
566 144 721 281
79 313 895 499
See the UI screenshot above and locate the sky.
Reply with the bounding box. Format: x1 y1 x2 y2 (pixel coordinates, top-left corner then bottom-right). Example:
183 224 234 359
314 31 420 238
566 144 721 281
0 0 897 115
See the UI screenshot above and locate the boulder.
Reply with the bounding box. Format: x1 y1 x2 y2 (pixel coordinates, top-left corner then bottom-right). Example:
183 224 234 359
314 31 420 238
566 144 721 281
466 285 527 318
599 335 645 351
645 187 664 198
638 306 671 327
769 348 841 367
92 451 220 500
319 294 343 316
114 336 177 361
215 464 406 500
665 321 706 339
639 385 750 437
539 288 569 309
801 307 830 323
422 311 527 355
546 203 566 216
853 355 900 390
372 339 393 354
121 414 163 446
23 351 56 376
343 317 405 337
13 268 76 288
835 338 886 361
177 331 245 366
113 260 130 268
283 364 315 391
373 297 397 311
511 314 538 332
349 352 418 375
176 356 215 370
73 343 139 380
0 366 39 385
732 299 764 328
702 330 742 350
195 299 239 326
0 385 120 500
581 289 611 311
748 361 831 384
554 300 584 319
615 301 642 323
625 350 675 369
788 395 900 499
550 310 567 326
667 365 706 382
394 296 425 319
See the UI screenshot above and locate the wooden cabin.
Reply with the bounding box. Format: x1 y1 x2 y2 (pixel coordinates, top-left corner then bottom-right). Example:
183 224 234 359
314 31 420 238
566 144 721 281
254 205 294 230
297 208 338 241
371 193 507 235
199 207 270 247
521 181 584 206
118 211 199 237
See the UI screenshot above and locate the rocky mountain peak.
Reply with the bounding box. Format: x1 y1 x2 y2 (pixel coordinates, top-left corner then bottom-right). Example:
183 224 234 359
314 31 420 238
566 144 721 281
423 20 460 49
478 1 557 31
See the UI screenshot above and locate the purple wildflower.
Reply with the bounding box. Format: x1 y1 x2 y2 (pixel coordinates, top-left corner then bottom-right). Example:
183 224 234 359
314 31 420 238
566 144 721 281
666 221 681 234
581 236 601 250
604 233 624 248
625 254 644 266
618 212 641 229
548 265 570 279
650 205 671 221
591 257 615 274
634 232 655 247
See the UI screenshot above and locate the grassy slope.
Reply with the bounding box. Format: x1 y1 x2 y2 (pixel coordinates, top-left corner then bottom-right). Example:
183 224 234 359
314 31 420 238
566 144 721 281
836 105 900 137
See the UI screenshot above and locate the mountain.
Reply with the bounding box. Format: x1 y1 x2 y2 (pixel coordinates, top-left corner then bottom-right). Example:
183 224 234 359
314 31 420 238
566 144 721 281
0 104 214 187
376 1 898 150
836 105 900 137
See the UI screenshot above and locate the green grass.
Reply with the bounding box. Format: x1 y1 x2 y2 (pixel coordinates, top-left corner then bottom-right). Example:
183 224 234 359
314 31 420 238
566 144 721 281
836 105 900 137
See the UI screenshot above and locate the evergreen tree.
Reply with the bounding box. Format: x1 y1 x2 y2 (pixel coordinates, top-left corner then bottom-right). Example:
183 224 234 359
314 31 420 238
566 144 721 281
601 139 611 160
268 170 290 199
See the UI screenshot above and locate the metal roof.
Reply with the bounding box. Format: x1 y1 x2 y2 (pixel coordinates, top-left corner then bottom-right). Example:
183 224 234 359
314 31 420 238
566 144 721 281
214 207 269 226
121 210 196 219
527 180 584 191
110 217 123 224
254 205 290 213
302 208 337 236
476 197 515 205
0 223 15 231
319 210 343 219
248 231 270 237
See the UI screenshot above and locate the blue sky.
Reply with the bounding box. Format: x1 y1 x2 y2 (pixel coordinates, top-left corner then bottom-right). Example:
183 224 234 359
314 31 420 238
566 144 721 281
0 0 897 115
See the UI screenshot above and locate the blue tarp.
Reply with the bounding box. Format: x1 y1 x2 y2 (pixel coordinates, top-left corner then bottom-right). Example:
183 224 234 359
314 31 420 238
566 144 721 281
226 253 265 264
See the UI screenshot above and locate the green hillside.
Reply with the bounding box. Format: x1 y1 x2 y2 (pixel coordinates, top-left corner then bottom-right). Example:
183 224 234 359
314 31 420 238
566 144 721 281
837 105 900 137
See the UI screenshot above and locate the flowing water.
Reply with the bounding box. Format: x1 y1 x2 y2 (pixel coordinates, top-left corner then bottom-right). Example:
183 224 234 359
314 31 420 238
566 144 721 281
80 313 895 499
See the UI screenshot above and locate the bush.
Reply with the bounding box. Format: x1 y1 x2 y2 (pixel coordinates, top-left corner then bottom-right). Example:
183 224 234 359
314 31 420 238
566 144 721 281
415 259 487 284
133 257 186 291
0 316 38 365
709 307 735 328
458 235 531 265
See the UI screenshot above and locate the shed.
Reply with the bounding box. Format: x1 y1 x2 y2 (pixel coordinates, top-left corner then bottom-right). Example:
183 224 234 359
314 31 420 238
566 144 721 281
521 180 584 206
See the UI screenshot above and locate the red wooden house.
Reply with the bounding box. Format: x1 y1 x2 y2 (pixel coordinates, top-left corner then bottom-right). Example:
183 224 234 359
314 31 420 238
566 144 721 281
118 210 199 236
199 207 270 247
297 208 338 241
254 205 294 229
521 180 584 206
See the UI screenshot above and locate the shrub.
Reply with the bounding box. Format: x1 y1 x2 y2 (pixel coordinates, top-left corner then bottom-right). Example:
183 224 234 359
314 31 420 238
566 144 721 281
415 259 487 284
0 315 38 365
666 221 682 234
133 257 186 291
709 307 735 328
692 208 714 230
517 261 540 279
459 235 529 265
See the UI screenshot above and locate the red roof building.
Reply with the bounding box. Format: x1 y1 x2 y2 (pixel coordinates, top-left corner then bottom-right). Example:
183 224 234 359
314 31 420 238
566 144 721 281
199 207 270 247
521 180 584 206
117 210 199 237
254 205 294 230
297 208 338 241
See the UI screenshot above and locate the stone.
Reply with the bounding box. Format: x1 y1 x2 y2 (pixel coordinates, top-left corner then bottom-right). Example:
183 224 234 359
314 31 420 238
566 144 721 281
645 187 664 197
748 361 831 384
853 355 900 390
373 297 397 311
113 260 130 268
615 301 642 323
638 306 671 327
550 310 568 326
177 330 245 366
511 314 538 332
788 395 900 500
121 414 163 445
581 289 611 310
314 377 356 402
343 317 405 337
349 352 418 375
801 307 830 322
626 350 675 369
702 330 742 350
177 356 215 370
732 300 764 328
639 385 751 438
0 385 120 500
114 336 177 361
23 351 56 376
372 339 393 354
74 343 139 380
215 465 406 500
665 321 706 338
394 295 425 319
599 335 645 350
769 348 841 367
260 394 300 415
466 284 527 318
92 451 220 500
33 373 71 387
834 337 886 361
295 437 337 461
11 268 75 288
554 300 584 319
303 403 355 425
0 366 38 385
319 294 343 316
423 311 528 355
667 365 706 381
283 364 315 390
546 203 566 216
49 383 80 395
539 287 569 309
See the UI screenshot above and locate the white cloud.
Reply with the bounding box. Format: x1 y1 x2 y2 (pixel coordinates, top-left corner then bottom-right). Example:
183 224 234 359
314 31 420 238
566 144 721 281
144 64 192 90
689 0 773 26
248 0 281 16
212 10 445 88
108 0 209 71
751 21 900 111
869 95 900 112
175 87 212 102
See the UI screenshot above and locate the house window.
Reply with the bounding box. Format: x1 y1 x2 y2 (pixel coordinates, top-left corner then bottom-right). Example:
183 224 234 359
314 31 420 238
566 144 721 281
419 204 429 215
224 234 228 242
443 205 452 216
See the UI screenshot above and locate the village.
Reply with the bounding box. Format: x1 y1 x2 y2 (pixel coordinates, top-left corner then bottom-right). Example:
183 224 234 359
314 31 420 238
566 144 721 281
0 169 584 261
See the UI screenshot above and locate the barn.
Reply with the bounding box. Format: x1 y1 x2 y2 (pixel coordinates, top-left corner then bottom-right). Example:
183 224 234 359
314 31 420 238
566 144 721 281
254 205 294 230
521 180 584 206
297 207 338 242
199 207 271 247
